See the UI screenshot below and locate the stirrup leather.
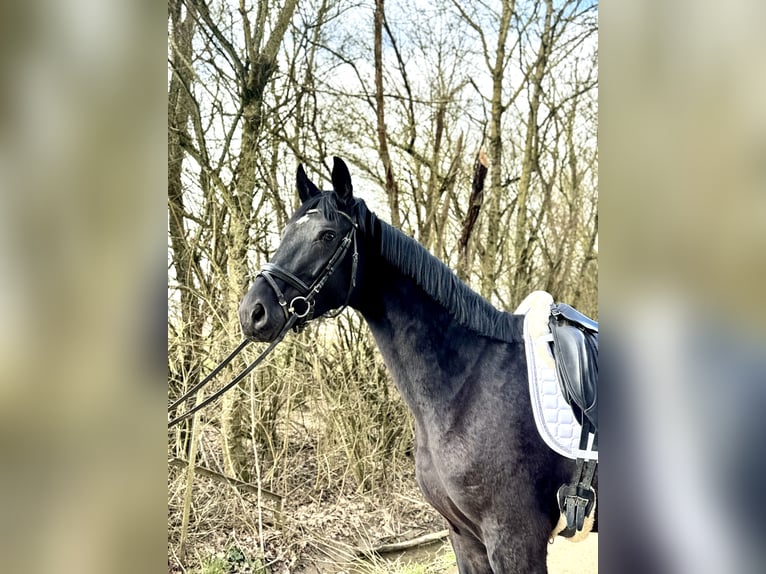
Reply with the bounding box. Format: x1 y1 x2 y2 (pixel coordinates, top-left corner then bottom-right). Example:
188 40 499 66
558 419 598 535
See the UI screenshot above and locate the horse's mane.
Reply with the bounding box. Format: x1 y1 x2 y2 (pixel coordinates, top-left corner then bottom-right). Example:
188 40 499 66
311 193 523 343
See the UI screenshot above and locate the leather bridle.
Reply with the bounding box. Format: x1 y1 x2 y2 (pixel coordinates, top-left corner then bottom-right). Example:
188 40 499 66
168 209 358 429
257 209 358 328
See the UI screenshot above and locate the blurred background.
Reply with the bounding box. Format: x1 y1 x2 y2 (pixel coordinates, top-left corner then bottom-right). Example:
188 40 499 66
600 1 766 572
0 1 164 573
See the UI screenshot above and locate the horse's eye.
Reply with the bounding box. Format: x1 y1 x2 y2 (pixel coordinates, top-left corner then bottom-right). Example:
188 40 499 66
320 230 336 243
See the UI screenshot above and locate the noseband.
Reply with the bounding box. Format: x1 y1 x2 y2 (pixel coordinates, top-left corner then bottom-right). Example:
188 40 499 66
257 209 358 329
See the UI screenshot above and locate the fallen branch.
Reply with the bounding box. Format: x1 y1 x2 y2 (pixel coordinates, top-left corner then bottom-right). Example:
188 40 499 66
358 529 450 556
168 458 282 505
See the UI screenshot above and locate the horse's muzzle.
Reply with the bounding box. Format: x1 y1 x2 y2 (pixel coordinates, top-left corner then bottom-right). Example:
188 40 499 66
239 282 284 342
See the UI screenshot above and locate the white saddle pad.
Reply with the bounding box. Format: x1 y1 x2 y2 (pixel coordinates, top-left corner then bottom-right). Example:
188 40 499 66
515 291 596 461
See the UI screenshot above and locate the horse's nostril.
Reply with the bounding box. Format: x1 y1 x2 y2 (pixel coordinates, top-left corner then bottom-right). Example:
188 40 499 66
251 303 266 325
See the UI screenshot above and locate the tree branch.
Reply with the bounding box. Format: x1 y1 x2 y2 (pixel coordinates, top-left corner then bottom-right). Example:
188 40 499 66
184 0 245 79
356 529 450 556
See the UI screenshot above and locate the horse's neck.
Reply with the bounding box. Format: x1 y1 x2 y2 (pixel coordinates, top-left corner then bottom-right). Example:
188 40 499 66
355 268 495 419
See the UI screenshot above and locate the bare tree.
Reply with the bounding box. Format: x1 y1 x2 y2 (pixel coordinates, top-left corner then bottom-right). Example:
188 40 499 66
169 0 298 479
168 0 598 566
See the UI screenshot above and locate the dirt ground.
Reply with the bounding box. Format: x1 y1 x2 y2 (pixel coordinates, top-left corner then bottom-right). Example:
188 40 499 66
434 533 598 574
169 442 598 573
547 533 598 574
333 530 598 574
434 534 598 574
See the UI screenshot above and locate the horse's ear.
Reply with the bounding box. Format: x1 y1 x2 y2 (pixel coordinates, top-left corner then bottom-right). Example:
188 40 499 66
331 157 354 204
297 164 321 203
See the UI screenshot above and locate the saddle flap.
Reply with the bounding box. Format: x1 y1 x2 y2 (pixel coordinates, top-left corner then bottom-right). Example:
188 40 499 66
549 306 598 432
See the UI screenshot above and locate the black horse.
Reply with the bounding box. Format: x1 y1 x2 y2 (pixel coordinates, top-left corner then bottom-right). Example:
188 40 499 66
239 158 576 573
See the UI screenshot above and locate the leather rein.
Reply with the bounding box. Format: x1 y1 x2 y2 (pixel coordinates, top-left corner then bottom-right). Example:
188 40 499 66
168 210 358 429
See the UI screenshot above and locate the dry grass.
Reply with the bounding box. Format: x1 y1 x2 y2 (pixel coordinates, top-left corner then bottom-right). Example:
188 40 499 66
168 313 444 573
168 447 446 573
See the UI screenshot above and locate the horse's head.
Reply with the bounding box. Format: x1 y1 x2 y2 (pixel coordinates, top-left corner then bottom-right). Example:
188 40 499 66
239 157 359 341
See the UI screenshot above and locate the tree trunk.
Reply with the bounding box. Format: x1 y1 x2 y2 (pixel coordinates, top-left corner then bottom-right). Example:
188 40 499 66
479 0 515 299
218 0 299 481
458 149 489 280
373 0 401 228
167 0 201 457
511 0 553 303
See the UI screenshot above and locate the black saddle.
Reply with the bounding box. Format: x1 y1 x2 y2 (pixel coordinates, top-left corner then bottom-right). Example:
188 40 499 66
548 303 598 535
548 303 598 432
